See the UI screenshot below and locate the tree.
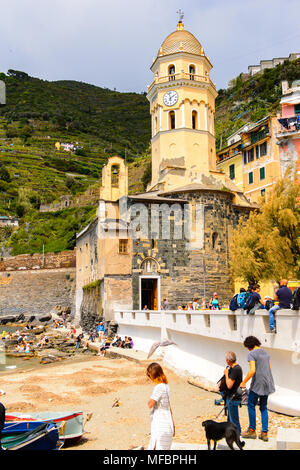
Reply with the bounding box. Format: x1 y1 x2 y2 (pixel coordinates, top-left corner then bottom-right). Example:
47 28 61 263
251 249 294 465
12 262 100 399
0 164 11 182
7 70 29 80
230 174 300 284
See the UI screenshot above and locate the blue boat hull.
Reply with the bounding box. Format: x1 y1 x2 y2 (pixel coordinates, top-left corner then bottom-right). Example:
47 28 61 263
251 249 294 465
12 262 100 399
1 422 62 450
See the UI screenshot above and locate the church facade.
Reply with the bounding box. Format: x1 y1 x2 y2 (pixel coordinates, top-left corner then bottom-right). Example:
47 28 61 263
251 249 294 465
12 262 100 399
75 19 255 327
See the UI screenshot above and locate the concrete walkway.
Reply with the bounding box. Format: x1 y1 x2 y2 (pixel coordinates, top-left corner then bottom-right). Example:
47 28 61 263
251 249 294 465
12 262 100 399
171 438 277 450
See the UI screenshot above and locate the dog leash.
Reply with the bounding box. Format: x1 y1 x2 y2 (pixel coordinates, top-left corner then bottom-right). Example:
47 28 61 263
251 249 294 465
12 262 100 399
214 395 234 420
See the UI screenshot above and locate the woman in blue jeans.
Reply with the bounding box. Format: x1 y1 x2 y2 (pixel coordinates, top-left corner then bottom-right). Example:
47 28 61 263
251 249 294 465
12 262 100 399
240 336 275 442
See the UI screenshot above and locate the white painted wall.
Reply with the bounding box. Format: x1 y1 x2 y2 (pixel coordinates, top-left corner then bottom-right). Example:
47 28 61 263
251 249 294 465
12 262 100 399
115 309 300 416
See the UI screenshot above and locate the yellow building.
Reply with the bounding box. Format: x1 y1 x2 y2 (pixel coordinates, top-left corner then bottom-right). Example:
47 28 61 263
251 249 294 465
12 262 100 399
241 115 281 203
217 115 282 203
216 140 243 191
147 19 218 192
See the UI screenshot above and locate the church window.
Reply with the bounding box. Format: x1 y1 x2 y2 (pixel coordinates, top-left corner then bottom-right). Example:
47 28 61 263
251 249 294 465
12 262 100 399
212 232 218 249
168 65 176 81
155 116 158 134
169 111 176 130
119 239 128 254
192 110 198 129
189 65 195 80
151 239 157 249
111 165 120 188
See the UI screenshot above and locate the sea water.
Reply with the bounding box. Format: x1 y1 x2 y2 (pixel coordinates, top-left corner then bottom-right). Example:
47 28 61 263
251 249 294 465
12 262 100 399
0 326 41 372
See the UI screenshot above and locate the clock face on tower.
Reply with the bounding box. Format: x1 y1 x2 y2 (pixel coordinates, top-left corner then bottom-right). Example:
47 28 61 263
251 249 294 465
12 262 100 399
163 90 178 106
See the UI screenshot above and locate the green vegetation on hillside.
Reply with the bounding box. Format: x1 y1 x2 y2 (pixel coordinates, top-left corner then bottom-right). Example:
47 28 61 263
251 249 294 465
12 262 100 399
4 206 97 256
0 70 151 255
0 70 150 155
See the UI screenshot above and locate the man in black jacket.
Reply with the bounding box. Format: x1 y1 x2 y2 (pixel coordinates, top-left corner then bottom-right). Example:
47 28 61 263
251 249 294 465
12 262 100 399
221 351 243 433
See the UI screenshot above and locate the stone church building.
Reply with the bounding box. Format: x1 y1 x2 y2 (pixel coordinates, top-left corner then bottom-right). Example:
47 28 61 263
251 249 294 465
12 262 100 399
75 19 255 328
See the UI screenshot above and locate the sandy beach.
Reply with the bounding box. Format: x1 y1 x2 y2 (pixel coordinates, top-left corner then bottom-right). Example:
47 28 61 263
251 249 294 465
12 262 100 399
1 353 300 450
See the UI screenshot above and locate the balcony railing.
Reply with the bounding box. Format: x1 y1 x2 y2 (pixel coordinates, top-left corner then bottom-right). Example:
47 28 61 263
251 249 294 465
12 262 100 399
277 116 300 136
147 72 215 93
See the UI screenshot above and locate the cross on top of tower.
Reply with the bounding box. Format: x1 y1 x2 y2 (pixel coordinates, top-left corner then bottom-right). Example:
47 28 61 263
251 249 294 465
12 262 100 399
177 9 184 23
176 9 184 30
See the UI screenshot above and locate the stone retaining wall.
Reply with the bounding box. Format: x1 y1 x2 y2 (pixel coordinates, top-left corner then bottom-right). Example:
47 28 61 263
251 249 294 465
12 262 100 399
0 250 76 271
0 268 76 318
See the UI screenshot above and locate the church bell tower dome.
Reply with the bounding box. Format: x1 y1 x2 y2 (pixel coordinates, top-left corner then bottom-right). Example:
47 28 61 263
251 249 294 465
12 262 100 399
158 22 204 57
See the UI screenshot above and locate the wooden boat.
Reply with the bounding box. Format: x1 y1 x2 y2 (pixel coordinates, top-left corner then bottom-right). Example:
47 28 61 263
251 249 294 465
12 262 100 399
5 411 92 443
1 422 63 450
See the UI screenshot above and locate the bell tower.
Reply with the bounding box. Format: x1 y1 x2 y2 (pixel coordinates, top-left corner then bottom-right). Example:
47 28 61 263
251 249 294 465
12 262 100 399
146 17 218 191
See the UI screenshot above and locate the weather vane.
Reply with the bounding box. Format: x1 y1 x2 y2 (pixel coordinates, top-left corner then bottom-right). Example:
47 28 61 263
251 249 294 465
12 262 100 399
177 9 184 23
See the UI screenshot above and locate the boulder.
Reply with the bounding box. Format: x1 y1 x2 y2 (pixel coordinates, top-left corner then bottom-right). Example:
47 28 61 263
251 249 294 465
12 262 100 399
3 339 18 347
16 314 25 323
36 314 52 323
24 315 36 323
0 316 18 325
40 355 58 364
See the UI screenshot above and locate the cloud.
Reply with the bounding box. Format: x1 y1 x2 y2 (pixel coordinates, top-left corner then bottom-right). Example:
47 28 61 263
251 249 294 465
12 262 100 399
0 0 299 91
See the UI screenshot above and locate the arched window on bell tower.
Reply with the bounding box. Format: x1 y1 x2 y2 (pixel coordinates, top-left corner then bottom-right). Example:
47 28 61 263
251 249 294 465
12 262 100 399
192 110 198 130
189 65 195 80
169 111 176 130
168 64 175 81
111 164 120 188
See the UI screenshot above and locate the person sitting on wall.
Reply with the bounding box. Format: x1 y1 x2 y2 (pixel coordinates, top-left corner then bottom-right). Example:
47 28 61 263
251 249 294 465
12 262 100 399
268 279 292 333
246 285 265 315
88 331 95 342
75 333 84 349
124 337 134 349
112 335 122 347
209 293 221 310
99 337 112 356
121 336 128 348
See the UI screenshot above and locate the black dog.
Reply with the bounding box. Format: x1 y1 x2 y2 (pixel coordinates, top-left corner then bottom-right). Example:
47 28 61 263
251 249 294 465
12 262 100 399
202 420 245 450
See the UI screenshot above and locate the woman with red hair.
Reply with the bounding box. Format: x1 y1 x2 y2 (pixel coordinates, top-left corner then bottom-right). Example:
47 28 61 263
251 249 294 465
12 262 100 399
146 363 175 450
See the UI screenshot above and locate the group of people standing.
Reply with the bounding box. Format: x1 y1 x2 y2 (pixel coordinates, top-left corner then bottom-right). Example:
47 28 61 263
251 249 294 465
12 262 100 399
219 336 275 441
157 294 222 311
146 334 275 450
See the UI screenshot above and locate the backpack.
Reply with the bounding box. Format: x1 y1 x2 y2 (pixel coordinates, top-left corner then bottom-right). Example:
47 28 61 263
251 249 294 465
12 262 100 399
229 294 238 311
237 292 246 309
292 287 300 310
244 292 256 311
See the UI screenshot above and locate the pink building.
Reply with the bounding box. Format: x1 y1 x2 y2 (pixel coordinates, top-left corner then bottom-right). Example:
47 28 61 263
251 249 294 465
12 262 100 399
277 80 300 180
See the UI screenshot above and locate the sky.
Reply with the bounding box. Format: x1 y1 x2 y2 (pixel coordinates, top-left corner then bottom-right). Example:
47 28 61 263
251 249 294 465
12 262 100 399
1 0 300 93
